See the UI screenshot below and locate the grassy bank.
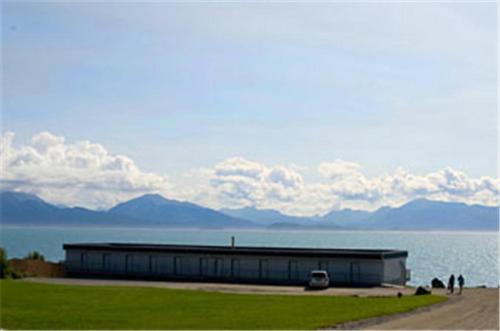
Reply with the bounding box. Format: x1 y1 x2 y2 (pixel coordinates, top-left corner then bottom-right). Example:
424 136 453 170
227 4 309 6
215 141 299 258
0 280 446 330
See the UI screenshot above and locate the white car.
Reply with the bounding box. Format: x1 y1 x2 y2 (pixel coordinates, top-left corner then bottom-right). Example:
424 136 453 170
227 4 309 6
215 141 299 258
308 270 330 289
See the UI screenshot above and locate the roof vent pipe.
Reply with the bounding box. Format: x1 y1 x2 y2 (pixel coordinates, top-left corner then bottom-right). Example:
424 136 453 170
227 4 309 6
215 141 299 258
231 236 235 248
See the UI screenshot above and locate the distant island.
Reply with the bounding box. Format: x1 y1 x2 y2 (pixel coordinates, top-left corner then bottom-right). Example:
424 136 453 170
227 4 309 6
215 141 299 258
1 191 498 231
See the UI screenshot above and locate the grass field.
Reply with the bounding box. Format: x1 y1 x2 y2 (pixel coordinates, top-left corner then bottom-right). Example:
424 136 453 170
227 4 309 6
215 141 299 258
0 280 446 330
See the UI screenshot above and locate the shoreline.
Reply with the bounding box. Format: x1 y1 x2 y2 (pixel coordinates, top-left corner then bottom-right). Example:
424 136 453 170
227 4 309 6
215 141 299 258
2 224 499 233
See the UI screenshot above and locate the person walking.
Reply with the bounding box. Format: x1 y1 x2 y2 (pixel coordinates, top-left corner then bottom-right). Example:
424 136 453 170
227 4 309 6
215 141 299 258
457 274 464 294
448 274 455 294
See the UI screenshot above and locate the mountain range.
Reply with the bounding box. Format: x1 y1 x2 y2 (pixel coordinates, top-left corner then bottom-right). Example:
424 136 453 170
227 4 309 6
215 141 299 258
0 191 498 230
220 207 314 226
0 191 252 229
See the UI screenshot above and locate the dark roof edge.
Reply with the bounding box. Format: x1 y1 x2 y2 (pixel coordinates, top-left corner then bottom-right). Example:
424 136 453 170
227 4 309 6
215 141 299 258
63 243 408 259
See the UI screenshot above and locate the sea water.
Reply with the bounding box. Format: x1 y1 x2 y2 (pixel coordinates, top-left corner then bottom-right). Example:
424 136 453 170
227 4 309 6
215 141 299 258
1 226 498 287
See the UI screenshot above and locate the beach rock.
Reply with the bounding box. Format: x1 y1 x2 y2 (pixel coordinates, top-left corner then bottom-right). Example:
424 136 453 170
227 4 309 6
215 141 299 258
431 278 446 288
415 286 431 295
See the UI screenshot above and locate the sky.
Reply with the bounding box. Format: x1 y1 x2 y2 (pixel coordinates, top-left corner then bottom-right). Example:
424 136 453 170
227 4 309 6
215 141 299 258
1 2 498 215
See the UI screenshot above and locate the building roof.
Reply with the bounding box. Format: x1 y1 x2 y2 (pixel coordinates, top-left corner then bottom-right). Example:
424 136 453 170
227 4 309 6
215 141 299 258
63 243 408 259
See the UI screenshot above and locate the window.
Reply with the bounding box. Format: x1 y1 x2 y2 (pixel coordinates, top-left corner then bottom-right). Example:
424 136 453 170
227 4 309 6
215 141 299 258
311 271 327 279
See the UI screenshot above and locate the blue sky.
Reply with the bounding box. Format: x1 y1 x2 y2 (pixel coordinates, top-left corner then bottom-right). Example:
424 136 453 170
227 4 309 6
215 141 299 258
1 2 498 213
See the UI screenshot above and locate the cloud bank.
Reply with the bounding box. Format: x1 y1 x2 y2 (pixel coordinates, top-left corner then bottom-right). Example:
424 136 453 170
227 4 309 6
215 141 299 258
209 157 304 207
1 132 498 215
0 131 170 208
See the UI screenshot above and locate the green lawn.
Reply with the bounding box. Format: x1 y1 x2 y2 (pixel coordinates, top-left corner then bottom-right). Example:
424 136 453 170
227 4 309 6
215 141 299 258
0 280 446 330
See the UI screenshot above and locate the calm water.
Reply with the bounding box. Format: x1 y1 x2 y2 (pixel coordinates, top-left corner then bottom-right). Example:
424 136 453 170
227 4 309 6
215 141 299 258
1 226 498 287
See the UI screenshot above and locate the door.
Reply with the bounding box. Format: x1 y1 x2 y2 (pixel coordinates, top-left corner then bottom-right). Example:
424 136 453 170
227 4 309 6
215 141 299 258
259 259 269 280
200 258 222 278
102 254 111 271
350 262 361 284
149 256 159 273
125 255 134 274
200 258 209 277
231 259 240 279
81 253 88 271
288 261 298 281
213 259 223 278
174 257 182 276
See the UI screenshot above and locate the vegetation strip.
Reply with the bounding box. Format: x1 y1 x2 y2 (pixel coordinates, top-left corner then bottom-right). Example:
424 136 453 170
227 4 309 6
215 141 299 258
1 280 446 330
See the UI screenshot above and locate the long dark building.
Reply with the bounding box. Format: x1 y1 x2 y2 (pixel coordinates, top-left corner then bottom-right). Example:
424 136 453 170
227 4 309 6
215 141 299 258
63 242 410 286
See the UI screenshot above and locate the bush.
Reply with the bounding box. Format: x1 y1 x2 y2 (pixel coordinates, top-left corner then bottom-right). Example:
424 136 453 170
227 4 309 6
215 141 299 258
25 251 45 261
0 247 11 278
9 270 26 279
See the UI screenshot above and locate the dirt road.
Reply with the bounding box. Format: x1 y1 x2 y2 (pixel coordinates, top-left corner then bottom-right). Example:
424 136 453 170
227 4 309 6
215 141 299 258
347 288 499 330
24 277 413 296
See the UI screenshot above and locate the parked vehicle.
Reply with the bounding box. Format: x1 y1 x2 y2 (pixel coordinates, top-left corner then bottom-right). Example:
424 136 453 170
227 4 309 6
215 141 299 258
308 270 329 289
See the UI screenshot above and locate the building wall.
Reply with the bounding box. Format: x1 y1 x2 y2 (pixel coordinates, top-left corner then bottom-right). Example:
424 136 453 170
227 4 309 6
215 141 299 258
65 249 401 286
382 257 408 285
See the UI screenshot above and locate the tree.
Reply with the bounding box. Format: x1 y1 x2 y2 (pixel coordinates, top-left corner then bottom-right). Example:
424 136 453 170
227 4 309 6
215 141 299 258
25 251 45 261
0 247 11 278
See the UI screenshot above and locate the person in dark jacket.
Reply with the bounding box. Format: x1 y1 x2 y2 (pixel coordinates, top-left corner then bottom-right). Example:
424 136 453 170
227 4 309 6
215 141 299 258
457 274 464 294
448 274 455 294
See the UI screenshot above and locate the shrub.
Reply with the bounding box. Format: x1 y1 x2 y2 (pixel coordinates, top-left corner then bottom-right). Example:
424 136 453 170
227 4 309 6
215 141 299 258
25 251 45 261
10 270 25 279
0 247 12 278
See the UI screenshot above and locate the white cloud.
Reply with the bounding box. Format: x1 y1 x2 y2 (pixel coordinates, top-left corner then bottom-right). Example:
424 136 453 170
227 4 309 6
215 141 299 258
204 157 499 215
0 131 170 208
318 160 362 180
318 166 500 212
208 157 304 210
201 157 499 216
1 131 498 215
